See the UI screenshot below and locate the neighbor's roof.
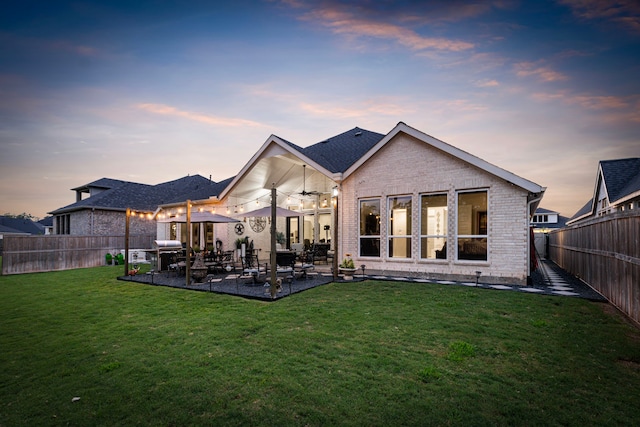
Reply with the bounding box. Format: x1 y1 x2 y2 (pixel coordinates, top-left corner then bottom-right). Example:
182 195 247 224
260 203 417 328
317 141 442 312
568 157 640 223
600 158 640 204
0 216 44 235
71 178 128 192
535 207 559 214
49 175 232 215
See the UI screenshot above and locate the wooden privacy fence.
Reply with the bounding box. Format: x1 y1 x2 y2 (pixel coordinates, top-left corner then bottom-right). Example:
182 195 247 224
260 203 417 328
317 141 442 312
549 211 640 323
1 234 155 275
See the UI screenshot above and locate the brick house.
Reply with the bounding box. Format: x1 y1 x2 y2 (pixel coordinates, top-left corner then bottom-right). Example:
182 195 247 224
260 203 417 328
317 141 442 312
158 122 545 285
49 175 231 237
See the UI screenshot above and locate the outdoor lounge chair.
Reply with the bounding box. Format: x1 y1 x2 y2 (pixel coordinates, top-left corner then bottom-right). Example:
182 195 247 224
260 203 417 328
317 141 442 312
310 243 329 264
237 254 267 284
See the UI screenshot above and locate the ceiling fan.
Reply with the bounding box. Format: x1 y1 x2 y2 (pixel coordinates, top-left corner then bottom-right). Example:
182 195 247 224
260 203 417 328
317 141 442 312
297 165 321 196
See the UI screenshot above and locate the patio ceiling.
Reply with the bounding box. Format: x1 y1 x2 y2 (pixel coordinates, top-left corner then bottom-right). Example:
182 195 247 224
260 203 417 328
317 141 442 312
225 153 336 207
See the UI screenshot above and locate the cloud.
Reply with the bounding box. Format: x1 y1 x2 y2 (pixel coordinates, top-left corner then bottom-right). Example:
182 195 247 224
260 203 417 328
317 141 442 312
475 79 500 87
514 61 568 82
559 0 640 33
292 4 474 52
136 103 266 127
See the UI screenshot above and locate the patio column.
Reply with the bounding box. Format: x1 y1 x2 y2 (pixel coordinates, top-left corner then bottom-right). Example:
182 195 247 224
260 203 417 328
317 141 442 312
124 207 130 276
332 186 339 281
269 185 278 298
186 200 191 286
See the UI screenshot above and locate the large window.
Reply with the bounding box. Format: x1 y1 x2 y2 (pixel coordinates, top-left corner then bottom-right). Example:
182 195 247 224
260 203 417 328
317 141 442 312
420 194 448 259
359 199 380 257
457 191 488 261
388 196 412 258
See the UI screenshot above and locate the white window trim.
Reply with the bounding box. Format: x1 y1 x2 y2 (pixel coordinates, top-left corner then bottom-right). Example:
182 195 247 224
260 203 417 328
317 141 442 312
419 192 448 260
387 194 413 260
358 198 381 258
455 189 489 263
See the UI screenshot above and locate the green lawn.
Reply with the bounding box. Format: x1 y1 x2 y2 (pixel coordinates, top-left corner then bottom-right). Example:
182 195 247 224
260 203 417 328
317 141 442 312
1 265 639 426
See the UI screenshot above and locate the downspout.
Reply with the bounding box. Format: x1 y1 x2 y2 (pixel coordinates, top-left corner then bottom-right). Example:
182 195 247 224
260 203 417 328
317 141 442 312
527 193 544 283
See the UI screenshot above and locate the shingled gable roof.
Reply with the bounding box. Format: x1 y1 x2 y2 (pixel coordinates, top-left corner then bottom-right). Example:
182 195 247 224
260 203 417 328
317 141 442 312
600 158 640 203
218 123 545 209
568 157 640 223
49 175 231 215
344 122 546 195
0 216 44 235
71 178 127 192
216 127 386 202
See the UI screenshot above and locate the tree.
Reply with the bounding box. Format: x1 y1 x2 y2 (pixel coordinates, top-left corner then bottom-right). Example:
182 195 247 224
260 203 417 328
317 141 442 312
2 212 40 221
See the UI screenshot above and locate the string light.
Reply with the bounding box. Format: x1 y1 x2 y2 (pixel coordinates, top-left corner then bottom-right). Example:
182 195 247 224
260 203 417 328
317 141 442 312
152 188 337 220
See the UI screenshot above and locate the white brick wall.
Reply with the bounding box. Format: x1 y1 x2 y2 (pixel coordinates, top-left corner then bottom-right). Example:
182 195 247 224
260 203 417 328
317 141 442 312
339 133 531 285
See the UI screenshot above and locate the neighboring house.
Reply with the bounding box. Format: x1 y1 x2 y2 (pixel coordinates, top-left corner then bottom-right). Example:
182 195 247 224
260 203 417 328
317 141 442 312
38 216 54 235
531 207 568 233
48 175 232 236
0 216 44 237
567 158 640 225
157 122 546 285
531 207 569 258
0 216 45 253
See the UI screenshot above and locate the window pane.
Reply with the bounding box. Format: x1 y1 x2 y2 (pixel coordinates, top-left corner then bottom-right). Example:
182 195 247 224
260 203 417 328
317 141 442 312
457 191 487 236
421 194 447 235
458 237 487 261
360 238 380 257
457 191 488 261
389 237 411 258
360 200 380 236
420 194 447 259
359 199 380 257
388 196 412 258
421 237 447 259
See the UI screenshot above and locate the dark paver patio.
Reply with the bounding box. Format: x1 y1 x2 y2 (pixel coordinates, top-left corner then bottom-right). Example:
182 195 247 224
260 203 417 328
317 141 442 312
119 258 605 302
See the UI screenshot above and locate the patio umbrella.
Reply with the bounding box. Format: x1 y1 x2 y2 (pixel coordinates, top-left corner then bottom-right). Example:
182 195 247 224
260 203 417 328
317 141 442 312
238 206 304 218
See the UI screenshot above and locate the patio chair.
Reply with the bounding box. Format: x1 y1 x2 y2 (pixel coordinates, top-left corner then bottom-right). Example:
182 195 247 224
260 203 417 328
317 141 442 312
237 254 267 284
219 250 236 274
311 243 329 264
294 251 315 279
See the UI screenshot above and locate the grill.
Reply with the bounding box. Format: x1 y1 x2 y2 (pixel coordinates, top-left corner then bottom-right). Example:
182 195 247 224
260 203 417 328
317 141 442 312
152 240 183 271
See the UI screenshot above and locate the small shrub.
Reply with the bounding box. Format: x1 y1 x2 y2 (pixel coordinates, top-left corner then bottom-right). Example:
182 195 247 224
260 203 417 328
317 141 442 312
447 341 476 361
531 319 548 327
417 366 441 382
99 361 121 373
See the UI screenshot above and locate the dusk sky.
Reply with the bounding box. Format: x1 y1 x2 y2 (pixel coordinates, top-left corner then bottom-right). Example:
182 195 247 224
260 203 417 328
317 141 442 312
1 0 639 220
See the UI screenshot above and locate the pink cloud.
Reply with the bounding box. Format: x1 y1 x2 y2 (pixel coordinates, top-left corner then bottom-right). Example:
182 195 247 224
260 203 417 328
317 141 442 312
559 0 640 33
298 6 474 52
475 79 500 87
136 103 266 127
514 61 568 82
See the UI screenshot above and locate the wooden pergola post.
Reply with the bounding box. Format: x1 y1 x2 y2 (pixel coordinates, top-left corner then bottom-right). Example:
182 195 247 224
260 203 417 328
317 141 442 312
186 200 191 286
269 185 278 298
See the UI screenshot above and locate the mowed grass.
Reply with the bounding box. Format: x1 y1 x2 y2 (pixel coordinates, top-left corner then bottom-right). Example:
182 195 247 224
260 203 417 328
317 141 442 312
1 265 640 426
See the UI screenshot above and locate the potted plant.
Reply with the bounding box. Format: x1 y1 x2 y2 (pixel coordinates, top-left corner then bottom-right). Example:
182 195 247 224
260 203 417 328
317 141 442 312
275 231 285 249
235 238 244 260
339 254 357 280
